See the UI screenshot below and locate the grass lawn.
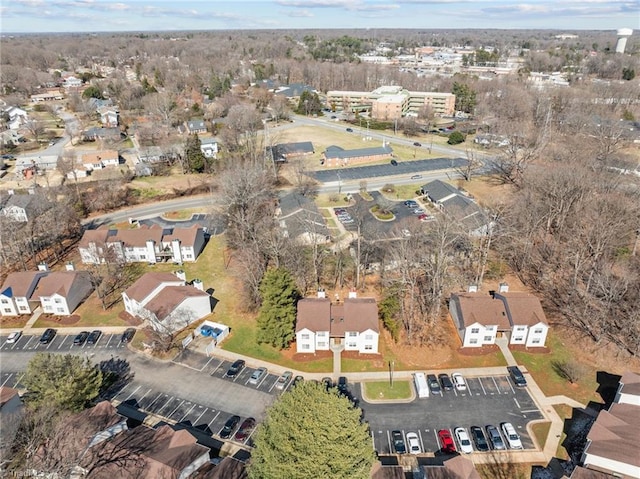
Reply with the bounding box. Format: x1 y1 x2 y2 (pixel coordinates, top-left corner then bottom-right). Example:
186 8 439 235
33 294 131 328
512 331 600 405
314 194 353 207
531 421 551 450
362 380 412 400
0 316 30 330
162 208 204 220
378 183 424 200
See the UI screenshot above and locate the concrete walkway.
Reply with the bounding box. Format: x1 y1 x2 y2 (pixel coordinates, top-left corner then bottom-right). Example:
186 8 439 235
495 336 517 366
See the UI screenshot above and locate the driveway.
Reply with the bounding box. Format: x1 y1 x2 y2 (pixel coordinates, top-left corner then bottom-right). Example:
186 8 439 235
138 213 225 234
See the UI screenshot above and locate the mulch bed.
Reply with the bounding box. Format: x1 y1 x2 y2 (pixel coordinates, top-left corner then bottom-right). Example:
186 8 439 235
457 344 500 356
290 350 333 362
118 311 144 326
38 314 81 326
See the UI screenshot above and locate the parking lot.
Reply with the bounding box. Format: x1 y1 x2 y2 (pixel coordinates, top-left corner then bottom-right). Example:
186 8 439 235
0 332 128 352
357 374 542 455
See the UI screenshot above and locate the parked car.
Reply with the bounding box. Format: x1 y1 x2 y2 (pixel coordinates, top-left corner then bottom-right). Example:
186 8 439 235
391 430 406 454
292 375 304 388
438 373 453 391
346 127 353 132
406 432 421 455
413 142 422 147
6 331 22 344
454 427 473 454
248 367 267 385
427 374 442 395
87 330 102 344
485 425 506 450
275 371 293 390
234 417 256 442
437 429 456 453
120 328 136 343
340 217 354 224
412 208 426 215
404 200 418 208
410 174 423 180
334 208 347 215
73 331 90 345
418 213 435 222
337 376 348 393
507 366 527 387
470 426 489 452
220 415 241 439
390 159 398 166
321 377 333 389
452 372 467 391
501 422 523 449
39 328 56 344
1 154 15 160
225 359 245 378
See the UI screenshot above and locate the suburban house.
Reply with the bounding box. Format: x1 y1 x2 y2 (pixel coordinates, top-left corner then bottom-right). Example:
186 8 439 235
15 155 60 175
4 106 28 130
184 119 207 134
122 271 211 332
31 270 93 316
81 150 120 171
82 127 122 142
0 191 50 222
76 401 129 448
62 75 82 90
448 284 549 348
276 192 330 245
30 90 65 102
200 137 219 158
268 141 314 162
572 371 640 479
421 179 493 236
295 291 379 354
97 106 119 127
1 129 24 146
136 146 165 164
0 271 48 316
322 144 393 167
78 224 206 265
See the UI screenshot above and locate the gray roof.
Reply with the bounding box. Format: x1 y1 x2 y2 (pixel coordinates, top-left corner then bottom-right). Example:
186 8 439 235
200 137 218 146
421 179 460 203
275 83 316 97
277 192 329 240
324 144 393 160
187 119 206 131
83 127 121 139
276 141 314 156
278 192 317 218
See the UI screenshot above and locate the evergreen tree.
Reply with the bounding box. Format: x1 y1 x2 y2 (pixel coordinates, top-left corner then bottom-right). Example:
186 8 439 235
184 133 207 173
256 268 299 349
452 81 477 114
23 353 103 412
248 381 375 479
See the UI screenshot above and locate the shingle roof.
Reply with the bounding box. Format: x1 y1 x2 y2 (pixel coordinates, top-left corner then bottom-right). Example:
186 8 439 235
162 225 202 247
585 402 640 469
422 179 460 203
451 293 511 329
110 225 164 248
144 285 209 321
0 271 46 298
423 455 481 479
31 271 90 298
296 297 378 336
495 291 548 326
78 228 111 248
274 141 314 157
296 297 331 332
124 272 184 303
81 149 119 164
324 144 393 159
618 371 640 398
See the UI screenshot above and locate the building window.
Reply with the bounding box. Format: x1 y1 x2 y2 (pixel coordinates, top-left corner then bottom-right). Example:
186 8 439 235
56 308 65 313
317 342 326 348
1 299 8 304
317 332 326 337
302 344 310 350
301 334 310 340
54 298 61 304
348 342 356 348
3 308 11 313
185 254 193 259
364 345 373 350
365 334 373 340
140 255 146 260
348 332 357 337
515 326 525 331
471 328 480 334
532 339 541 344
533 328 543 334
18 306 28 311
483 336 492 341
514 337 523 341
469 339 478 344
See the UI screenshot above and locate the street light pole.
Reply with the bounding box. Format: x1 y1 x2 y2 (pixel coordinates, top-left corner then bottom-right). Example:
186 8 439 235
389 360 395 388
337 171 342 195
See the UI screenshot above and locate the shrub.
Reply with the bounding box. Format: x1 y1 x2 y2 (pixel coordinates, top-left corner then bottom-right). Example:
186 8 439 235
447 131 466 145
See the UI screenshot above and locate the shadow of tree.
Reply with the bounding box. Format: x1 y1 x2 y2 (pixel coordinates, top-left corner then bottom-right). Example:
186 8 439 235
98 357 134 401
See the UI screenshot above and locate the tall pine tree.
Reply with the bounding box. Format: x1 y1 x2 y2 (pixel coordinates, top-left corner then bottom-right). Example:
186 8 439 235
256 268 299 349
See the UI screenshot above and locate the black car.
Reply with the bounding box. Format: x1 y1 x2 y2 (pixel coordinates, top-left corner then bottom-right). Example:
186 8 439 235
426 374 442 395
507 366 527 387
220 415 241 439
413 142 422 147
346 127 353 132
391 430 406 454
120 328 136 343
225 359 245 378
73 331 90 345
337 376 348 393
1 154 15 160
39 328 56 344
390 159 398 166
87 330 102 344
438 373 453 391
321 377 333 389
470 426 489 452
292 375 304 388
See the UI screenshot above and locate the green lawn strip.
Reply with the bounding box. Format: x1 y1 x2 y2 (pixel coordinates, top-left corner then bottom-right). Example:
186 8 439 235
314 194 352 208
161 208 204 220
530 421 551 450
443 348 507 369
33 295 129 328
362 380 412 400
552 404 572 460
512 331 599 405
378 183 423 201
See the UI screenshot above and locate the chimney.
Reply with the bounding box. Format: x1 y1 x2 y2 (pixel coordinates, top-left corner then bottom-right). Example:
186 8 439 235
317 288 326 299
28 188 35 195
175 270 186 281
37 262 49 272
498 282 509 293
467 284 478 293
348 288 357 299
7 189 14 195
192 279 204 291
65 262 75 271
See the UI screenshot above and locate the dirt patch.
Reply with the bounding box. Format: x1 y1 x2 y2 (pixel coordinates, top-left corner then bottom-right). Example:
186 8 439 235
0 316 30 329
38 314 81 326
455 176 515 209
118 311 144 327
510 344 551 354
457 344 501 356
290 350 333 363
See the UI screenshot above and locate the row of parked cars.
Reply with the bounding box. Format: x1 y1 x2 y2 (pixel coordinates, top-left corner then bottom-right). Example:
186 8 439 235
425 367 527 395
28 327 137 345
224 359 302 391
403 200 435 222
334 208 354 224
393 422 523 456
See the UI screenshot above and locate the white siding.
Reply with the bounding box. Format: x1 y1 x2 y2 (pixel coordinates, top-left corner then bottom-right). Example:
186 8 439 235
296 328 316 353
525 322 548 347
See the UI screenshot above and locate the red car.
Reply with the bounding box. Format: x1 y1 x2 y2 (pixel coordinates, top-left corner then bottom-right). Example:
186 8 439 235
438 429 456 453
234 417 256 442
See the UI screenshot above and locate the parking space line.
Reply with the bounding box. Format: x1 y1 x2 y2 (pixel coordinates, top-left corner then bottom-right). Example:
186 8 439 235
156 395 175 414
167 399 185 418
57 335 69 350
418 430 425 452
209 360 223 376
491 377 501 394
370 430 376 450
179 403 197 422
104 334 113 348
506 377 516 394
193 408 208 425
256 374 269 388
199 357 213 372
13 373 24 388
268 378 279 393
136 388 154 404
23 335 35 349
513 398 521 409
478 378 487 395
1 373 13 387
386 430 392 454
208 411 221 430
124 385 142 401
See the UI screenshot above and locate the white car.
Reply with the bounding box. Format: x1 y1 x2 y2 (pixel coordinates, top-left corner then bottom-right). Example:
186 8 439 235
406 432 421 455
452 372 467 391
501 422 523 449
454 427 474 454
6 331 22 344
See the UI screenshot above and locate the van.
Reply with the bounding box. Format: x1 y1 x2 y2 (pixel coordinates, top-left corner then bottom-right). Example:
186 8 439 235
507 366 527 387
414 372 429 398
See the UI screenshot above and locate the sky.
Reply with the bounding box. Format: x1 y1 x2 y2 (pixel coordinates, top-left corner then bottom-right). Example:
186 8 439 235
1 0 638 34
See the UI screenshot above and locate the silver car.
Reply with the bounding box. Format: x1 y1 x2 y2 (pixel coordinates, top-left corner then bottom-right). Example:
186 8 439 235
275 371 292 390
248 367 267 385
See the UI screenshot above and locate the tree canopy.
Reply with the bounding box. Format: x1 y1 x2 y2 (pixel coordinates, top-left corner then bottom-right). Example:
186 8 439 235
248 381 375 479
23 353 103 412
183 133 207 173
256 268 300 349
